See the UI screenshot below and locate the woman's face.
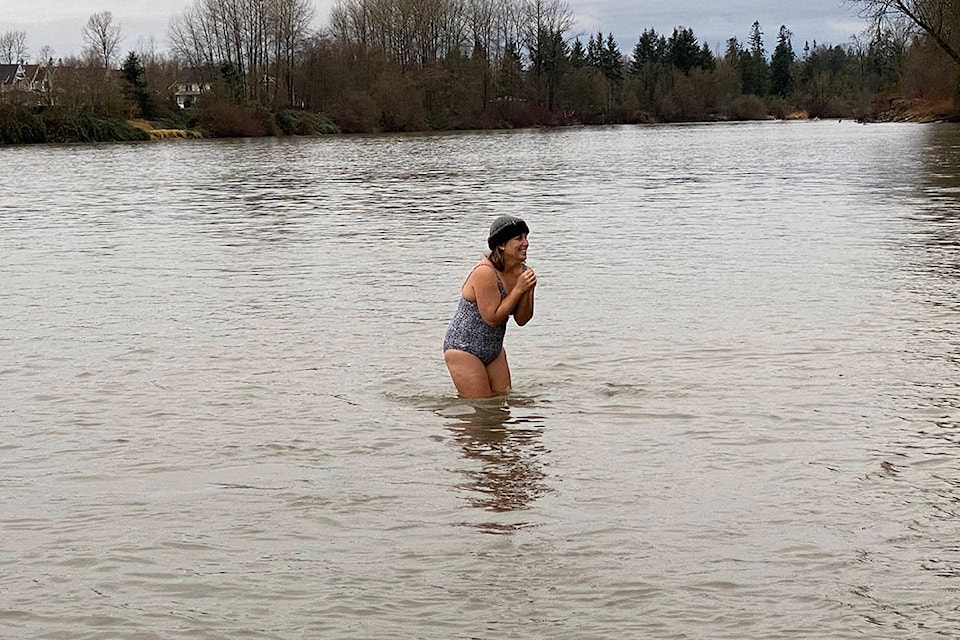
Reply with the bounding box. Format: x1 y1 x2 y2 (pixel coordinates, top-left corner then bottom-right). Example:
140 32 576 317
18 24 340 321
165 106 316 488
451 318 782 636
502 233 529 262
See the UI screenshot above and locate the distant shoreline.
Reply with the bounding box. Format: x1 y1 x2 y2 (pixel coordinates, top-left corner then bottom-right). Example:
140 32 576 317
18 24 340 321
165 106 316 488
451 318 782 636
3 97 957 147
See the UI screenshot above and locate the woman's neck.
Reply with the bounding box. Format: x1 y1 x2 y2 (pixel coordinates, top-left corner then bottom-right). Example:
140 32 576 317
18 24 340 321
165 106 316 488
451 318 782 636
501 257 524 274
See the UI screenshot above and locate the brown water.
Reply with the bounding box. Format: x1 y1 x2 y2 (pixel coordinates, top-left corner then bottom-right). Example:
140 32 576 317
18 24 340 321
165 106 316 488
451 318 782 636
2 121 959 638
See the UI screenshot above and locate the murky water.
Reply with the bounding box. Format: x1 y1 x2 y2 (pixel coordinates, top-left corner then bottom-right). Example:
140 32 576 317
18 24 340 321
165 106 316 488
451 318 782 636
2 121 959 638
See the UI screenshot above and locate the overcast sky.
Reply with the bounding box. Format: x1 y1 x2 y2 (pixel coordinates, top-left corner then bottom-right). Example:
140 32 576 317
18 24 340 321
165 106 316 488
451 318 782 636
8 0 868 63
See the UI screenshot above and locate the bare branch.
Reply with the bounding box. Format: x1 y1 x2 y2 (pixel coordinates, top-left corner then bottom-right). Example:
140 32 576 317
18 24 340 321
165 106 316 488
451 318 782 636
848 0 960 64
82 11 124 70
0 30 29 64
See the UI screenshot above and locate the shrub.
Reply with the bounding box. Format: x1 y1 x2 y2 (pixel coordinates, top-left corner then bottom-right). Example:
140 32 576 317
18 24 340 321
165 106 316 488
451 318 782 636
725 94 770 120
0 104 46 144
275 109 299 134
374 77 426 132
805 96 848 119
155 110 195 131
276 109 339 135
68 112 150 142
766 96 794 119
495 98 538 128
196 101 268 137
328 91 381 133
37 108 75 142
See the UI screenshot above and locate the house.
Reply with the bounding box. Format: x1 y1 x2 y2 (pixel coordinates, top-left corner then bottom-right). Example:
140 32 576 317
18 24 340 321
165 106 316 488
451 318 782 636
173 71 212 109
0 60 52 105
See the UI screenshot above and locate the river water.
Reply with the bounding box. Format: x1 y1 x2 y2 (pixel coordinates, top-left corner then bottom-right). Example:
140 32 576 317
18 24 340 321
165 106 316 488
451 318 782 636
1 121 959 638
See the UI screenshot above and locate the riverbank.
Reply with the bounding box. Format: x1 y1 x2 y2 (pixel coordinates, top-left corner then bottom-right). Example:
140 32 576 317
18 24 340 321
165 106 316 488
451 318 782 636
129 119 204 140
0 105 341 145
3 98 957 146
866 96 960 123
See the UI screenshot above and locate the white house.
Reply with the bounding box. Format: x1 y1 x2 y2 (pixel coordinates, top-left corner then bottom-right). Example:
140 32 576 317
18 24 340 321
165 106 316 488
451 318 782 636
173 72 212 109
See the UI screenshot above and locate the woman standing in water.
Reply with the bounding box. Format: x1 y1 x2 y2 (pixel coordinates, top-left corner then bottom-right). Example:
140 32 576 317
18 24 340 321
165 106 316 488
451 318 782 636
443 215 537 398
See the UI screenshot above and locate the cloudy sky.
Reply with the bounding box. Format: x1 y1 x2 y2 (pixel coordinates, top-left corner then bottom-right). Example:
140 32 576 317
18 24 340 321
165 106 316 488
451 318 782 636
8 0 868 62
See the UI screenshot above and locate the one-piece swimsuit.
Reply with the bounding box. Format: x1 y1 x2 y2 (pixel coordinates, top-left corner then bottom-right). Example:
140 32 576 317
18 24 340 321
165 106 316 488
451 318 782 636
442 264 508 365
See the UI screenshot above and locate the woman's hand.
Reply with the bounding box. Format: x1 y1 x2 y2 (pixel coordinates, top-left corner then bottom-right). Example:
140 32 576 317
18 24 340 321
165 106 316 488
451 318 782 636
470 264 537 327
515 267 537 294
513 267 536 326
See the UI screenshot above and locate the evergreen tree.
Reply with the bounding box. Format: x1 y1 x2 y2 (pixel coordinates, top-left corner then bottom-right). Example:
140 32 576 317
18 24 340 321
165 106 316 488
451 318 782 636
741 21 771 95
530 27 569 110
587 32 603 68
604 33 624 83
584 31 623 115
121 51 146 89
698 43 716 71
630 28 664 75
666 26 701 74
569 38 587 69
587 31 623 83
748 21 765 58
220 61 244 103
120 51 157 118
498 39 525 100
771 25 795 97
724 37 744 66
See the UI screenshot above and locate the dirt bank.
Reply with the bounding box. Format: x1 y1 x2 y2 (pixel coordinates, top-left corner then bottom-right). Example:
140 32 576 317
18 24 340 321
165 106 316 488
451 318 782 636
867 97 960 123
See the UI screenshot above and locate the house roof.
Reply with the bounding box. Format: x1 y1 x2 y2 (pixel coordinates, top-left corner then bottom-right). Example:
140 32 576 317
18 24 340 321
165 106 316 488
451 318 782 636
174 67 219 83
0 63 23 84
0 63 45 86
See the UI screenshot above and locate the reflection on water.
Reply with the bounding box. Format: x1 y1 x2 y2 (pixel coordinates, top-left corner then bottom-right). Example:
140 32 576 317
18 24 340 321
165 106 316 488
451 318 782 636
914 124 960 279
901 124 960 378
440 400 551 532
852 124 960 631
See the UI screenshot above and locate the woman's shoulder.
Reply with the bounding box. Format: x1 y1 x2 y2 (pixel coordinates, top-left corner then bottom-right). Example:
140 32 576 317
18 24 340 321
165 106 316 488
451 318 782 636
471 258 498 273
467 259 500 283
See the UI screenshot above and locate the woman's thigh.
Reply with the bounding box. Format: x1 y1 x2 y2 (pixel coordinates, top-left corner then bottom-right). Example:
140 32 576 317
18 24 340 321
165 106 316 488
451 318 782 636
485 349 511 396
444 349 493 398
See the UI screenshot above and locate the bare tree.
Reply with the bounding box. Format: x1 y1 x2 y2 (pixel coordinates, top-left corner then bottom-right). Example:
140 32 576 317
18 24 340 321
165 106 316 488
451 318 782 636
169 0 317 106
36 45 56 66
467 0 498 61
83 11 124 70
0 30 29 64
850 0 960 65
523 0 573 47
269 0 317 106
135 35 164 67
331 0 520 67
169 4 220 72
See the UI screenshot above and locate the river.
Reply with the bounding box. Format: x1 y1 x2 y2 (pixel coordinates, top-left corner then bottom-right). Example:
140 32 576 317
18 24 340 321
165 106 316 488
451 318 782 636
2 121 959 638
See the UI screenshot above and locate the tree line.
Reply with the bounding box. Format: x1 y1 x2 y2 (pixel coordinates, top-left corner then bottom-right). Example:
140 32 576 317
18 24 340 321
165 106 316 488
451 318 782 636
1 0 958 144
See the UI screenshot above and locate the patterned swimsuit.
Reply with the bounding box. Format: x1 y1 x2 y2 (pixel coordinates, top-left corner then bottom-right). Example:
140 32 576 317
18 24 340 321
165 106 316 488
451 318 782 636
442 266 508 365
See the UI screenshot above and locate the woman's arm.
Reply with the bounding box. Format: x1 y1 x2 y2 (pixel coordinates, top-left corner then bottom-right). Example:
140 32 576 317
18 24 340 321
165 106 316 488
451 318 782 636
513 290 535 326
470 267 534 327
513 269 536 326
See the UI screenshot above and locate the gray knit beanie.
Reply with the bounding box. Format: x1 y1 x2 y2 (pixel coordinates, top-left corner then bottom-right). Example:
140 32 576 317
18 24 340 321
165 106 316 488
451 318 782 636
487 215 529 250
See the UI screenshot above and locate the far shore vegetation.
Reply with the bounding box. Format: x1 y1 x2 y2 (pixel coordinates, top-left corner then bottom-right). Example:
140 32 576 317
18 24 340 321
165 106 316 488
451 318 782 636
1 0 959 145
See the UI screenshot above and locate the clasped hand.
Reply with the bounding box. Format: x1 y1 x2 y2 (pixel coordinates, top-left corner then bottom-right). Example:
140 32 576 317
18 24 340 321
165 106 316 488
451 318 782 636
516 268 537 294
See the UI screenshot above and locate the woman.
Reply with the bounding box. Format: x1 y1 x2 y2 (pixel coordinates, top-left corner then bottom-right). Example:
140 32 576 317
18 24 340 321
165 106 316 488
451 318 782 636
443 215 537 398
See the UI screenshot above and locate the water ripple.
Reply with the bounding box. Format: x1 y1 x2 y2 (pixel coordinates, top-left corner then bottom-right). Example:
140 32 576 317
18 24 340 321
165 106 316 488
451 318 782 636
2 122 960 638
